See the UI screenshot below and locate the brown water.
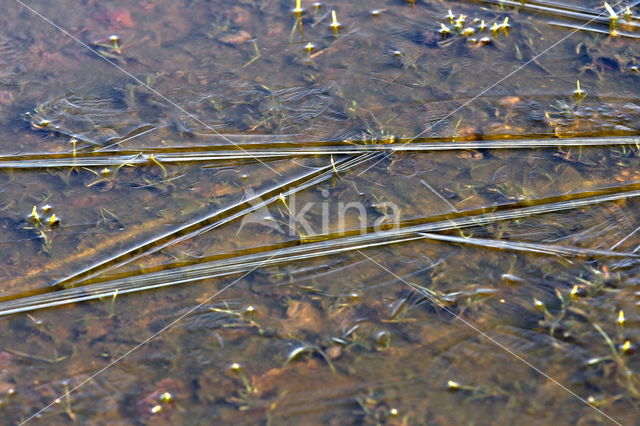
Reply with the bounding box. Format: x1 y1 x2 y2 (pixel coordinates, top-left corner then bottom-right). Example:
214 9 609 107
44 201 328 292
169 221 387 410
0 0 639 424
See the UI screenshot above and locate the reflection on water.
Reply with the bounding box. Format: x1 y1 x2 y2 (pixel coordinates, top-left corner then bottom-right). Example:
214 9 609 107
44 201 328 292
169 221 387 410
0 0 639 424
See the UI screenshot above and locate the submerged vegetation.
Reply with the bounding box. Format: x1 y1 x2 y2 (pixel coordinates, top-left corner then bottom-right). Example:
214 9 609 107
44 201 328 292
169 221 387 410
0 0 639 424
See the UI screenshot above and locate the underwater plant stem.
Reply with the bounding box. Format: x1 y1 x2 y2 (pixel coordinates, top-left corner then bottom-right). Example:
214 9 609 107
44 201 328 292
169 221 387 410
1 187 639 316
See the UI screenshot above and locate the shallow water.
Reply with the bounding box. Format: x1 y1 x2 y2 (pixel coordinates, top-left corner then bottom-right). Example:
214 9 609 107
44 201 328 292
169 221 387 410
0 0 639 424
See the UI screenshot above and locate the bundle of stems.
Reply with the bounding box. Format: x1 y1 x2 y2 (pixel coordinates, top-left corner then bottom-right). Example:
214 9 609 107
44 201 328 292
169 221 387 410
0 136 638 169
47 153 378 289
1 187 638 317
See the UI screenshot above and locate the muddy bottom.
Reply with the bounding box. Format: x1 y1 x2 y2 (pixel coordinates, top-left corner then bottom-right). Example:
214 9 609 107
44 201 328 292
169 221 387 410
0 0 638 424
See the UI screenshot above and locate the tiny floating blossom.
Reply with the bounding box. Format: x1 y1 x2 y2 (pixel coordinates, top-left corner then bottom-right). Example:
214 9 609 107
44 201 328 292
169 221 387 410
618 310 625 326
243 305 256 317
33 119 51 129
461 27 475 37
447 380 461 390
574 80 585 98
47 214 60 227
292 0 304 16
604 2 618 22
533 298 545 310
29 206 41 226
621 340 632 353
446 9 455 23
109 34 120 46
499 17 510 34
440 23 451 38
570 285 579 299
330 10 341 31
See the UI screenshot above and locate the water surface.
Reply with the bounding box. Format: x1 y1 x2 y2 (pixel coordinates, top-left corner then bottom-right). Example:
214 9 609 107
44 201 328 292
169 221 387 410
0 0 639 424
